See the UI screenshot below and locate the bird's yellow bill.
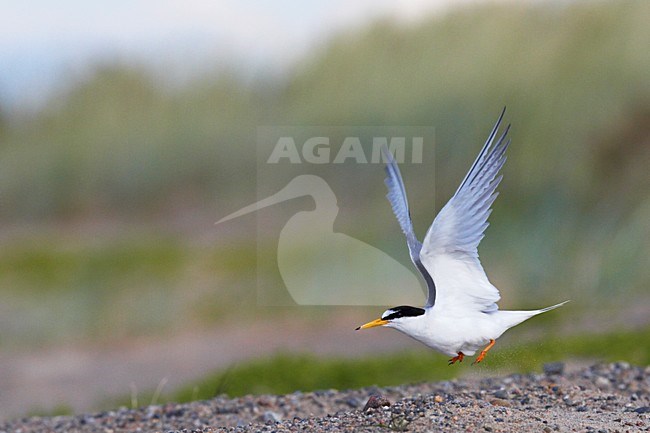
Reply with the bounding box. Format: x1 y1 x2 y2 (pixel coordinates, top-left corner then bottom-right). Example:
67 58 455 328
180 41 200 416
356 318 388 330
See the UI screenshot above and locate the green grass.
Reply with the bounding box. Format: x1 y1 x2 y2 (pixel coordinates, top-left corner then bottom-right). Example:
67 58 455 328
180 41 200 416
0 233 260 346
130 326 650 406
24 405 74 418
0 237 185 295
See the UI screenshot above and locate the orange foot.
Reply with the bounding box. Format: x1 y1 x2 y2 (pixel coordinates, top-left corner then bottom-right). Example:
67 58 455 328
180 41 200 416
472 339 496 365
448 352 465 365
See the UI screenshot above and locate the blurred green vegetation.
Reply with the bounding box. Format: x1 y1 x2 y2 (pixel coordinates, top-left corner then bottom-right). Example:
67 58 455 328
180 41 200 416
0 233 258 345
0 0 649 345
25 405 74 418
117 326 649 405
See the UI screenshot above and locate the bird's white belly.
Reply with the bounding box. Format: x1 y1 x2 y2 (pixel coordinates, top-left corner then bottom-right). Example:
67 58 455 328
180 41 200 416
394 311 505 357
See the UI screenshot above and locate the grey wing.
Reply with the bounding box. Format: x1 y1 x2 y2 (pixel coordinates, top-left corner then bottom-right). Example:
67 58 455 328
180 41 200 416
420 108 510 312
382 146 436 306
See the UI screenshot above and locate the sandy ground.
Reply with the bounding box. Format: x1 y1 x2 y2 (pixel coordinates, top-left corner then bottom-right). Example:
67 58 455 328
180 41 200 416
1 304 648 422
2 362 648 432
0 313 419 420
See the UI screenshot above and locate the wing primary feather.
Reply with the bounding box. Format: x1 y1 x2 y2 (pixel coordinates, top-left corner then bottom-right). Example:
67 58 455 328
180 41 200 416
382 145 437 306
461 125 510 196
456 107 506 194
382 147 418 248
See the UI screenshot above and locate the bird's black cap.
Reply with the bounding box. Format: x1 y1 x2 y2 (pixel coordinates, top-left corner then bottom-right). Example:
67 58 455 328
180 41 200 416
382 305 425 321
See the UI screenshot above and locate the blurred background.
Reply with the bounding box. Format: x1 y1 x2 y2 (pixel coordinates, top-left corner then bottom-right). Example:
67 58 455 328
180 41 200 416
0 0 649 421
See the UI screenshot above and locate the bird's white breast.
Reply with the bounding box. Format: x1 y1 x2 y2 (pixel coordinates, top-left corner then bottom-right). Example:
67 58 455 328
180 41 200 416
388 308 507 357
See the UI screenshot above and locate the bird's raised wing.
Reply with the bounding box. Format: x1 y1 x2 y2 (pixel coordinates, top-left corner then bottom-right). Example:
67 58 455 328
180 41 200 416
382 147 436 304
420 109 510 311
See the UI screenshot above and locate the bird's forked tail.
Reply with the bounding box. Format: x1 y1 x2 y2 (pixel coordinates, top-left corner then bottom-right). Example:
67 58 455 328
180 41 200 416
537 300 571 314
497 300 570 330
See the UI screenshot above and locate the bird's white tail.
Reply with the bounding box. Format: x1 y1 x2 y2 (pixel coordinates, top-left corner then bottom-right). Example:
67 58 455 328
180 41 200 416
497 300 570 330
537 300 571 313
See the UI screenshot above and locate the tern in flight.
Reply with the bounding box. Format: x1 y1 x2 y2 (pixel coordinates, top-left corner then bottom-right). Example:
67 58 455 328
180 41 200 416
357 109 568 364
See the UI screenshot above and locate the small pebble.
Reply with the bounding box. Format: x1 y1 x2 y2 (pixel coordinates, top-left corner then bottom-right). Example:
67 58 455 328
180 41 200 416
595 377 610 389
490 398 511 407
363 394 391 411
544 362 565 376
261 411 281 423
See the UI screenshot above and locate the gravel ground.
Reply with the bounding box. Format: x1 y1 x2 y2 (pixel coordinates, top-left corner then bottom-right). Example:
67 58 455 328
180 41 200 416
2 362 648 433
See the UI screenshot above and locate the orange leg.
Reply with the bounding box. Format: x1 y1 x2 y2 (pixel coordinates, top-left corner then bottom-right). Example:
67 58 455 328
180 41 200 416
448 352 465 365
472 339 496 365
